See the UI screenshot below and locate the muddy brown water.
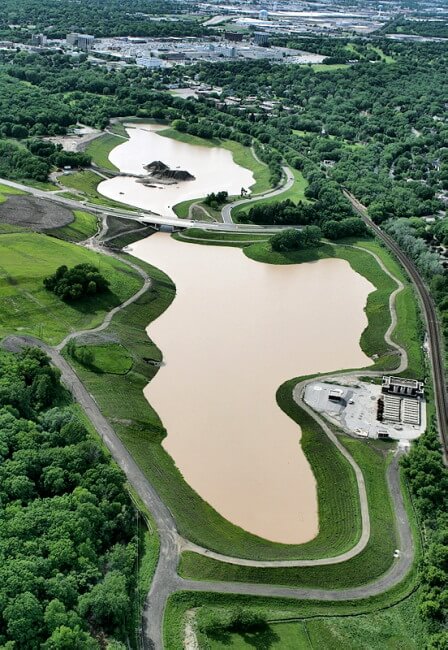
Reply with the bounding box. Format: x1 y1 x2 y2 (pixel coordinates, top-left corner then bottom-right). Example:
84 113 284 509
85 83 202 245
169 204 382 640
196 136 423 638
130 234 374 543
97 124 254 217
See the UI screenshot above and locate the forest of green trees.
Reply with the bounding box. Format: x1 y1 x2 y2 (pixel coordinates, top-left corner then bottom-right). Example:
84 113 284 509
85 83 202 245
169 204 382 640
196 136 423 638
0 348 139 648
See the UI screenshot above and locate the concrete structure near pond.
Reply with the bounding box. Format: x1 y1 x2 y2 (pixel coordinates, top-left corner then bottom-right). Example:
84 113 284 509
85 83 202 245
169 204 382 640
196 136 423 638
304 377 426 442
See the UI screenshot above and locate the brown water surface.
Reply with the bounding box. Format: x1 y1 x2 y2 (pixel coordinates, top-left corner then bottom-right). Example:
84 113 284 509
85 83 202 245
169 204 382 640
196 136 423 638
130 234 373 543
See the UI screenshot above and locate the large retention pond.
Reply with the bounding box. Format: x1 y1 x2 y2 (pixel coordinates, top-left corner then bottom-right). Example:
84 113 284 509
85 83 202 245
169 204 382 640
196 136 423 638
98 124 254 217
130 234 374 544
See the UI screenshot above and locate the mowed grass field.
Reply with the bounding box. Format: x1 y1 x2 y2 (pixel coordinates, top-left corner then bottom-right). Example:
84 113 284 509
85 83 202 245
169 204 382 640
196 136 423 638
59 170 134 210
0 233 143 344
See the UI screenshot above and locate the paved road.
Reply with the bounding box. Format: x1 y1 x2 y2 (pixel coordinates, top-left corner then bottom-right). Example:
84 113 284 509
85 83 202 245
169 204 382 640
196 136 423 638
221 166 295 224
345 190 448 462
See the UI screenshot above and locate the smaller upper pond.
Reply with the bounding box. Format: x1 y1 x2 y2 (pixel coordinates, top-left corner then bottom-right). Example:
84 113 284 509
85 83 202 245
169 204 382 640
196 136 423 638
97 124 254 217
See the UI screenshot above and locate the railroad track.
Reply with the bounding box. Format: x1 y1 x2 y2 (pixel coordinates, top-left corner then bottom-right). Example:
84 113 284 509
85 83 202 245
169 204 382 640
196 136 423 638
344 190 448 462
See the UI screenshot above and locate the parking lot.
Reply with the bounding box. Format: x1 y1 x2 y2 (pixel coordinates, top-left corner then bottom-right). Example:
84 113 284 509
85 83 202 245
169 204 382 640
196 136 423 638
303 378 426 441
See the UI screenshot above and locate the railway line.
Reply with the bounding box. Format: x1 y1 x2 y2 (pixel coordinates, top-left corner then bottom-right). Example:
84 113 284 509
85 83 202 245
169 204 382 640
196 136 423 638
345 190 448 462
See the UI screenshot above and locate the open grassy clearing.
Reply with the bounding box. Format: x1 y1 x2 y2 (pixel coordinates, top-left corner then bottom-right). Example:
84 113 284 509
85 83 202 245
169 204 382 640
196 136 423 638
59 170 134 210
86 132 123 171
232 168 308 222
369 45 395 64
178 435 401 588
159 128 271 194
15 178 58 191
172 198 221 221
311 63 349 72
47 210 98 242
199 595 422 650
0 232 143 345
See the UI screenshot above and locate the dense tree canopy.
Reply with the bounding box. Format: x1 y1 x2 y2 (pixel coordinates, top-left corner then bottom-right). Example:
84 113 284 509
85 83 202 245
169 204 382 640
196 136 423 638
0 348 138 647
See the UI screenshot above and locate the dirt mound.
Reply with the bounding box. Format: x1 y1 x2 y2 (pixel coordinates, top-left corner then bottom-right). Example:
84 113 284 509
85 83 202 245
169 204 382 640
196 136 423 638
0 195 74 231
144 160 195 182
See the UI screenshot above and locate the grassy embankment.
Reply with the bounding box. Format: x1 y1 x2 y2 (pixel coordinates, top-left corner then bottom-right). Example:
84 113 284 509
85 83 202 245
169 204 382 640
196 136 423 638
0 182 26 202
85 132 124 171
47 210 98 242
0 232 144 345
173 229 272 247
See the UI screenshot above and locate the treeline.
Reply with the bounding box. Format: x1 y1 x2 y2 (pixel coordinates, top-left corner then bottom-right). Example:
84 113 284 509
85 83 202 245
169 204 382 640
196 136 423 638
241 178 366 238
0 348 140 647
401 422 448 648
0 0 202 39
245 196 367 239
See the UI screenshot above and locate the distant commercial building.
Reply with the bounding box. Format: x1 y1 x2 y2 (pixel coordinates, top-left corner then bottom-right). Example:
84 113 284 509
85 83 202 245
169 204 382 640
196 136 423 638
382 376 424 399
66 33 95 51
31 33 47 46
225 31 243 42
136 56 166 69
259 9 269 20
254 32 269 46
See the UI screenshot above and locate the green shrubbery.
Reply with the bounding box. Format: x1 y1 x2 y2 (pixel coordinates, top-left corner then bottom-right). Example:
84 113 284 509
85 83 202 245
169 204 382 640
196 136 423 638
271 225 321 252
44 264 109 301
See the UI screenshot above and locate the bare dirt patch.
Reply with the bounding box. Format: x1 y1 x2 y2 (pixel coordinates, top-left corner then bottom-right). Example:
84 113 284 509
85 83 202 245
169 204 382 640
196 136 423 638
0 196 74 231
